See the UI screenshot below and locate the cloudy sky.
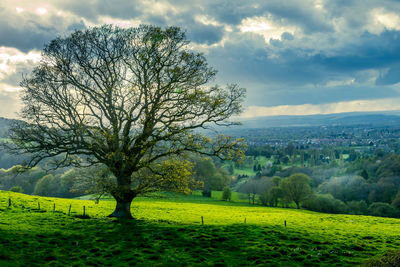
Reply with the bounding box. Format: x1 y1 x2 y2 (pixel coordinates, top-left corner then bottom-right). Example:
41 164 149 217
2 0 400 118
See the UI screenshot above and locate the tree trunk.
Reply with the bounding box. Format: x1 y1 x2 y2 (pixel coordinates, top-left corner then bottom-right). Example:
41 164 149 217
295 201 300 209
108 180 136 219
109 199 134 219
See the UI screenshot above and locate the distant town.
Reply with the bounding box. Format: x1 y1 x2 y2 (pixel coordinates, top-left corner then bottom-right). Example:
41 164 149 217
231 124 400 154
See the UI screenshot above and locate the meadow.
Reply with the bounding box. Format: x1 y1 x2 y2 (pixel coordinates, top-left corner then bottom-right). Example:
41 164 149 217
0 190 399 266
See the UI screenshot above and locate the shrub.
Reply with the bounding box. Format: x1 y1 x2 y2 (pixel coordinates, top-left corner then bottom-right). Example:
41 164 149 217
222 186 232 201
362 250 400 266
302 194 348 214
392 191 400 209
259 186 283 207
318 175 369 203
33 174 59 197
258 191 268 206
9 186 23 193
347 200 369 215
368 202 399 218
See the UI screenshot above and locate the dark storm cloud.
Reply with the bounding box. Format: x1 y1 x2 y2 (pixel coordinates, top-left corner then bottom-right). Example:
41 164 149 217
207 38 331 87
0 6 58 53
262 2 333 33
3 0 400 115
207 1 264 25
59 0 226 45
0 2 86 52
312 31 400 72
204 24 400 106
143 10 226 45
0 18 85 52
55 0 142 22
186 24 224 45
248 85 400 107
281 32 294 40
67 21 87 32
208 27 400 89
376 63 400 85
144 15 168 27
0 22 55 52
206 0 333 33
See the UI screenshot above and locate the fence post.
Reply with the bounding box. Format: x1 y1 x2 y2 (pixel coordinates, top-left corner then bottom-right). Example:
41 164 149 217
201 216 204 225
284 220 287 228
83 206 86 217
8 198 11 207
38 202 40 210
53 203 55 212
68 204 72 216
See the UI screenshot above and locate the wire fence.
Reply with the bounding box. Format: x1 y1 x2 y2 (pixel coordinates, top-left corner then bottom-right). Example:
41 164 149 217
2 196 96 218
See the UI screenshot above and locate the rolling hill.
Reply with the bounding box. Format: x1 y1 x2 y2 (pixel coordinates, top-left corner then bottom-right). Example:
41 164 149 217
1 190 399 266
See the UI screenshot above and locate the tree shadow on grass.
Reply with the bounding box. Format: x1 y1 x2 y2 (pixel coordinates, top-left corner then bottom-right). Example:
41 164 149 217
0 214 391 266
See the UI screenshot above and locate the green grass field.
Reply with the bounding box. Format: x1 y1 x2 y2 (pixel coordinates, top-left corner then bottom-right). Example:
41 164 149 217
0 190 399 266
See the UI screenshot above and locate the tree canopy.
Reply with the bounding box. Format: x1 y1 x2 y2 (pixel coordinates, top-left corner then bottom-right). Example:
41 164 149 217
6 25 246 218
192 156 231 197
281 173 312 209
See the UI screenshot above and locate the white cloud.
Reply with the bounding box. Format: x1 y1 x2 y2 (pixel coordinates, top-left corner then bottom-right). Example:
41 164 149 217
0 47 41 79
195 15 223 27
240 97 400 118
4 85 22 92
35 7 48 16
0 47 38 118
0 85 21 118
314 0 325 10
325 78 355 87
368 8 400 34
0 47 41 63
141 0 178 16
239 16 297 43
94 16 141 28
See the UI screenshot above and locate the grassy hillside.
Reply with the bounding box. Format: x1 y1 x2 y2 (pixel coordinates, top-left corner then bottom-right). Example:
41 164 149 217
0 190 399 266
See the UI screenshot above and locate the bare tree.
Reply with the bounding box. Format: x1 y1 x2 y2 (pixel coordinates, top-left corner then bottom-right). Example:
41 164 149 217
6 25 246 218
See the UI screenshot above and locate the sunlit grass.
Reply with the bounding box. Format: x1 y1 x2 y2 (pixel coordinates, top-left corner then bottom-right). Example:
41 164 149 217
1 190 399 266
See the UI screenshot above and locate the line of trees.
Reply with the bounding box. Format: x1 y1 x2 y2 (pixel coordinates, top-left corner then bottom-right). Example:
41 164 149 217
234 153 400 218
0 155 232 200
238 174 312 209
245 143 365 168
0 165 96 198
